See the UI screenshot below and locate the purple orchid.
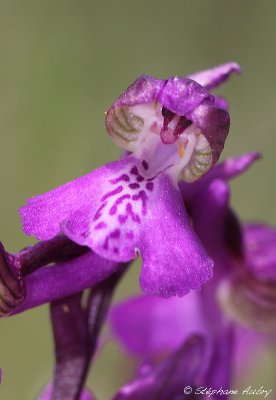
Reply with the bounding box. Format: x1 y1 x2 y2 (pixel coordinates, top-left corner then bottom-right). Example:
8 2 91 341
18 62 240 298
109 152 276 398
110 294 234 400
180 150 276 332
110 219 276 400
2 61 274 400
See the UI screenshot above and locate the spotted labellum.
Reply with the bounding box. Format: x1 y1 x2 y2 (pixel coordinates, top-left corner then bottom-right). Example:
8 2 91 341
19 63 240 298
1 61 275 400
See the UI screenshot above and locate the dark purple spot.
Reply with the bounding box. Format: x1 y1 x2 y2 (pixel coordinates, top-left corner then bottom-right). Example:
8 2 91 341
130 166 138 175
142 202 147 215
136 175 144 182
132 214 141 223
132 191 148 215
109 205 117 215
103 237 109 250
142 160 149 170
110 229 121 239
109 194 131 215
146 182 154 191
110 174 130 184
126 202 141 223
126 231 134 239
93 201 107 221
101 186 123 201
118 214 128 224
126 202 133 213
113 247 119 254
132 191 143 201
116 194 131 204
94 221 107 230
129 183 140 189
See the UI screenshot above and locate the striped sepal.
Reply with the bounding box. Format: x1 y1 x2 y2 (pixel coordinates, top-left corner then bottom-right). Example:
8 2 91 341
181 135 212 182
219 274 276 332
106 106 144 151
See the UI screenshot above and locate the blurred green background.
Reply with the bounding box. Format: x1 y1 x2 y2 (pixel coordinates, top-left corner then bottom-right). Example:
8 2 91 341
0 0 275 398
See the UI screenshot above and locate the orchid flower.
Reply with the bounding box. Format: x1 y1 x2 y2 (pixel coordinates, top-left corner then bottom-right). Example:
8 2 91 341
109 152 276 398
110 222 276 399
110 293 234 400
180 151 276 332
19 62 240 298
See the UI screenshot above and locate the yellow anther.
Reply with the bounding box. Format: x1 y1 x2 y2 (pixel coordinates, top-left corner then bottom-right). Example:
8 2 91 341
178 144 185 158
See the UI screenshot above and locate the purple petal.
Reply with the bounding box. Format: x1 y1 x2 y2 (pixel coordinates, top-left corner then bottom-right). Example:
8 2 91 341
190 103 230 165
106 74 213 117
37 384 94 400
210 151 261 181
20 155 213 298
11 252 120 315
107 75 165 109
243 223 276 281
110 293 206 356
62 156 147 262
214 96 229 111
138 173 213 297
187 62 241 91
21 156 142 262
113 336 204 400
157 76 214 116
20 158 132 241
190 179 230 263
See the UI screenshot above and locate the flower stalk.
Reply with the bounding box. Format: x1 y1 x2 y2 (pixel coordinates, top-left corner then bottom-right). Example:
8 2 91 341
50 265 128 400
